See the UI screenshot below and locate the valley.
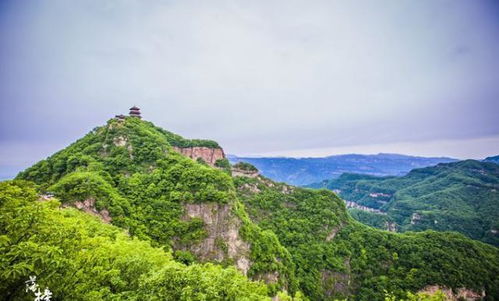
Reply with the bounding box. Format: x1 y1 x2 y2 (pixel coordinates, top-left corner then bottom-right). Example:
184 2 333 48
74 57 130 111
307 160 499 246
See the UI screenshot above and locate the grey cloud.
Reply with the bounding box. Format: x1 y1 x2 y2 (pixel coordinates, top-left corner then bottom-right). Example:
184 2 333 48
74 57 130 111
1 0 499 175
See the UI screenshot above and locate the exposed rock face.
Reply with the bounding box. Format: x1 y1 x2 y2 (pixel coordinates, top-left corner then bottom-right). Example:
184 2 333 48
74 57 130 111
280 185 294 195
232 168 259 178
173 146 225 166
255 271 280 284
112 135 133 157
178 203 251 275
321 258 352 297
113 135 127 147
345 200 386 214
418 285 485 300
65 198 112 223
410 212 422 225
326 226 340 241
240 182 261 193
385 221 397 232
321 270 351 297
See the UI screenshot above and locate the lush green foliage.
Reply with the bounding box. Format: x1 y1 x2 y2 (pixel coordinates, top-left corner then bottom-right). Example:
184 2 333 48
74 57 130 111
18 118 220 187
10 118 499 300
16 118 236 247
235 175 499 300
0 180 271 301
309 160 499 245
234 201 298 295
348 209 391 229
14 118 297 294
215 158 232 174
233 162 259 172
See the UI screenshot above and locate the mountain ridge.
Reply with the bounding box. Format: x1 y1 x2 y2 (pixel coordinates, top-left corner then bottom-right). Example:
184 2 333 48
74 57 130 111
15 117 297 294
3 116 498 300
307 159 499 246
228 153 457 186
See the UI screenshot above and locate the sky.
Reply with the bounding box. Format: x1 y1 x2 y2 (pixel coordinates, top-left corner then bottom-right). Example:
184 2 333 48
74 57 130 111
1 0 499 178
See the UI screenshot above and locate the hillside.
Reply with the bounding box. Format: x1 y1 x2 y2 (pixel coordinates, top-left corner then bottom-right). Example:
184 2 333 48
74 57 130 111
308 160 499 246
0 180 272 300
484 155 499 164
2 117 498 300
234 173 499 300
15 117 297 296
228 154 457 186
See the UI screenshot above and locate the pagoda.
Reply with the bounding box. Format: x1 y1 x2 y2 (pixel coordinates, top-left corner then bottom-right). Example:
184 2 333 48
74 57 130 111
114 114 126 120
129 106 142 119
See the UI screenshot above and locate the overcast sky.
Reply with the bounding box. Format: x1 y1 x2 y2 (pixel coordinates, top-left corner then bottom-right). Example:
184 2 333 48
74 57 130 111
1 0 499 178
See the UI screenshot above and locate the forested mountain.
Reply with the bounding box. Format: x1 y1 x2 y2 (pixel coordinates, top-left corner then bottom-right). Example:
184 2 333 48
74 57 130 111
0 180 271 300
228 154 456 186
308 160 499 246
484 155 499 164
10 117 297 299
1 117 498 300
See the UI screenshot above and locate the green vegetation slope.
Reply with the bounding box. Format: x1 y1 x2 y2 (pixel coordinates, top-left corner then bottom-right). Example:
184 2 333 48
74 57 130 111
4 117 498 300
235 174 499 300
308 160 499 246
15 117 297 296
0 180 273 300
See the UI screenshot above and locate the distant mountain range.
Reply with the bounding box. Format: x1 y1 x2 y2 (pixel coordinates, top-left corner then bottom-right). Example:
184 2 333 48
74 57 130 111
307 159 499 246
228 153 457 186
484 155 499 164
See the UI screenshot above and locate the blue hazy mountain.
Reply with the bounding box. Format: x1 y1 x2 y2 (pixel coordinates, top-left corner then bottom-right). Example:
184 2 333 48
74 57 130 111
228 153 457 186
484 155 499 164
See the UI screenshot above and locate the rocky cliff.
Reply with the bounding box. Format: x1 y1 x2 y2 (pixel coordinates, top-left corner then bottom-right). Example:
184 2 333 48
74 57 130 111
173 146 225 166
176 203 251 275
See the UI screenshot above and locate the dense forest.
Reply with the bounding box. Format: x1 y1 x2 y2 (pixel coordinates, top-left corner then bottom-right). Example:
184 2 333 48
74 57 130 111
1 117 498 300
307 160 499 246
235 174 499 300
0 180 272 300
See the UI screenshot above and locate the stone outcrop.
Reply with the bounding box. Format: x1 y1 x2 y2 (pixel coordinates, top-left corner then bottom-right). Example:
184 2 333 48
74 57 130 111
321 269 351 297
255 271 280 284
418 285 485 300
344 200 386 215
232 168 259 178
173 146 225 166
384 221 397 232
113 135 127 147
111 135 133 158
239 182 261 193
64 198 112 223
177 203 251 275
321 258 352 297
326 226 340 241
410 212 422 225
